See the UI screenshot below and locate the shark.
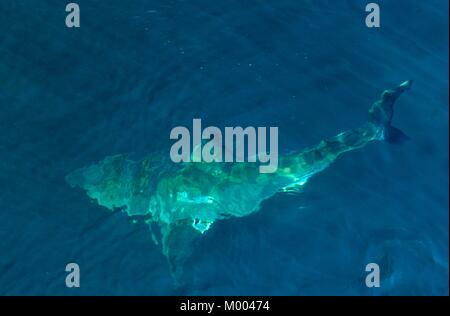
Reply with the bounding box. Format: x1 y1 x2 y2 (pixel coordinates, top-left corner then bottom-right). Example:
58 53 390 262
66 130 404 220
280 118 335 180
66 80 413 277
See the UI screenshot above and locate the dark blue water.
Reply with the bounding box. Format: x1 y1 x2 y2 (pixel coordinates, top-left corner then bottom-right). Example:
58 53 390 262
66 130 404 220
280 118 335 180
0 0 448 295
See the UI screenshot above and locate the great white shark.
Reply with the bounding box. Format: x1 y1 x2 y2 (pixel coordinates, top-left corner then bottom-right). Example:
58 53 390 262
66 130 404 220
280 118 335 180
66 80 413 277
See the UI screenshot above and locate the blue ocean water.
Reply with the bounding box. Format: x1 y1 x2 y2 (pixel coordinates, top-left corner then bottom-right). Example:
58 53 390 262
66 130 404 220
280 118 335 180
0 0 448 295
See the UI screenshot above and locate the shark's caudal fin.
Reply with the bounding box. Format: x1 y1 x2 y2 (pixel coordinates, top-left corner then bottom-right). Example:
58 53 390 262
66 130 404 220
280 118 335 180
368 80 413 144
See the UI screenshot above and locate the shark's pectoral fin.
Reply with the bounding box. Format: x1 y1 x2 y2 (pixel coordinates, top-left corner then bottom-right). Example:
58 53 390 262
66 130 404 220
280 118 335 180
279 179 308 194
384 125 411 144
368 80 413 145
160 220 203 283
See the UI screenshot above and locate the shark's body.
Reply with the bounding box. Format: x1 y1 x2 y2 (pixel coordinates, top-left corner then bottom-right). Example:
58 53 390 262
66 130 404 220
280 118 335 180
67 81 412 276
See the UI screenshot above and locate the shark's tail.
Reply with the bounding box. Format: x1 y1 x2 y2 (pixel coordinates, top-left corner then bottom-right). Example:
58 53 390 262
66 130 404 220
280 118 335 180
368 80 413 144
